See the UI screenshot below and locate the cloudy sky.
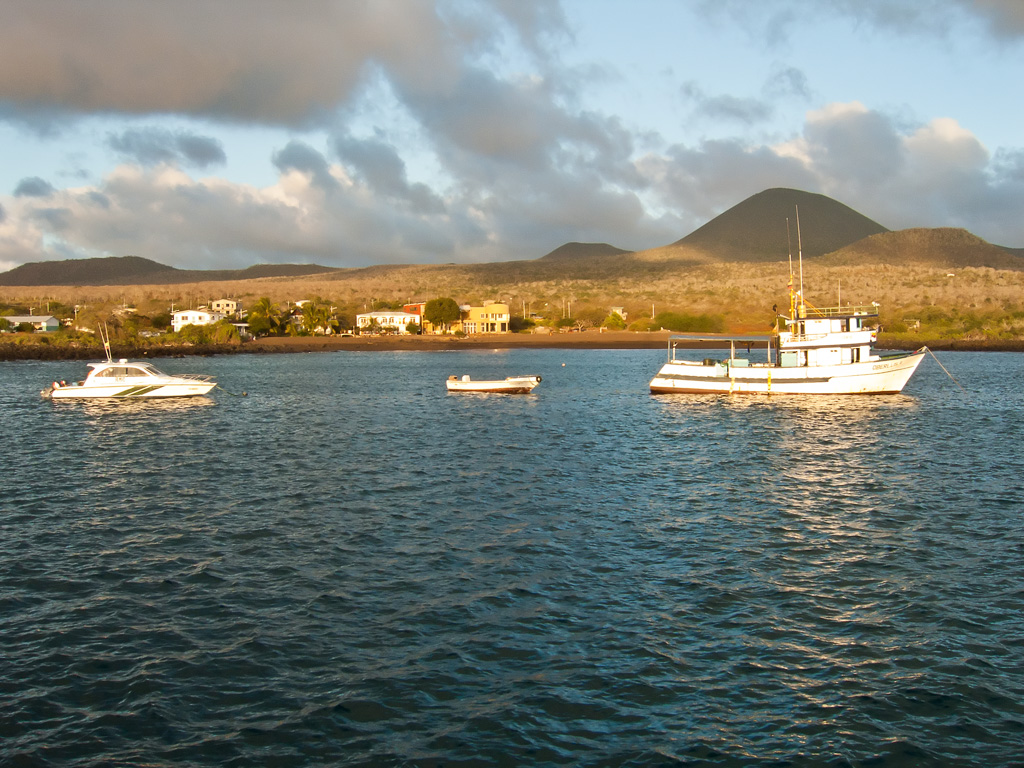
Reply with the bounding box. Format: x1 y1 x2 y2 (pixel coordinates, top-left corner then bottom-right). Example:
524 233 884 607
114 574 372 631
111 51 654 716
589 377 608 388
1 0 1022 272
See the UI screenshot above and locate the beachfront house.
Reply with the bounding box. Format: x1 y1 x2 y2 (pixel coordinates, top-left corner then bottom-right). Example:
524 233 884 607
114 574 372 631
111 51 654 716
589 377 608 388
355 310 420 334
211 299 241 316
172 309 227 333
2 315 61 332
462 302 510 334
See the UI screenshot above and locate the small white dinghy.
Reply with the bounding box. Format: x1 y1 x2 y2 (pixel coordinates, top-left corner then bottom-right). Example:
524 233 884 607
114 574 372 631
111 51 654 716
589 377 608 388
446 375 541 394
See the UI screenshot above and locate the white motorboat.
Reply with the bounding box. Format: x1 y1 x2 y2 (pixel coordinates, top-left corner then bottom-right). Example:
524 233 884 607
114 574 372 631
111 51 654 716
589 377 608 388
446 375 541 394
649 209 926 395
42 358 216 400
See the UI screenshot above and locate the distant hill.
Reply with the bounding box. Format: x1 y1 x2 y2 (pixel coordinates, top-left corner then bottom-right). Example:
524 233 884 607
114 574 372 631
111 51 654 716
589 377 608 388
456 242 635 282
0 256 338 286
675 188 889 261
820 228 1024 270
0 255 174 286
538 242 633 261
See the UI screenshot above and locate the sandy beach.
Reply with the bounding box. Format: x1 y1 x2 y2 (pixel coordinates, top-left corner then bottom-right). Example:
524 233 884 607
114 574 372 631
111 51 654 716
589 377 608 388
246 330 674 353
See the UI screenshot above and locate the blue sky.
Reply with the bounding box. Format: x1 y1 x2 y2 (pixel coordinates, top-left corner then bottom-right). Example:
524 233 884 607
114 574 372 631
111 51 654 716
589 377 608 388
1 0 1022 272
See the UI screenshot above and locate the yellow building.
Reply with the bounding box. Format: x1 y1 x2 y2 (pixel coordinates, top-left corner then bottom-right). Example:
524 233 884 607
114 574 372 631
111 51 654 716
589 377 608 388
462 302 510 334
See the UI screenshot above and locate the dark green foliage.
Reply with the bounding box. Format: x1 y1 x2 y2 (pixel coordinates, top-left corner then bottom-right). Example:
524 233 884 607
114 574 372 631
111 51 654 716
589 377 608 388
174 319 240 344
653 312 724 333
424 297 461 329
602 312 627 330
247 297 285 336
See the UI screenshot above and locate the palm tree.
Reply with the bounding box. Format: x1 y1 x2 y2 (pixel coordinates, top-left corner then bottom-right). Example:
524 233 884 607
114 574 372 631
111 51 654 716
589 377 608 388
301 301 330 335
249 296 284 336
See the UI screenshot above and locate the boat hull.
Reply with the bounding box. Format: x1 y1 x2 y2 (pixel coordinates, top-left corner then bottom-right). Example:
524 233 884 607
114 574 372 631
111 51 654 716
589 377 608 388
45 381 216 399
446 376 540 394
650 349 926 395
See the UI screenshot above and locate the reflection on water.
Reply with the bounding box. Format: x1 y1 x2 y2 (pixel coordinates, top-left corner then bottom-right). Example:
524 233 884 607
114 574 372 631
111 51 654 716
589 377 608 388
54 395 217 414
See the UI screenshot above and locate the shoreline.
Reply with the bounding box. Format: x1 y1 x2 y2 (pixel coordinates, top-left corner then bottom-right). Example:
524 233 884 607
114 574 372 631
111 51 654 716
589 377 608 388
2 331 1023 361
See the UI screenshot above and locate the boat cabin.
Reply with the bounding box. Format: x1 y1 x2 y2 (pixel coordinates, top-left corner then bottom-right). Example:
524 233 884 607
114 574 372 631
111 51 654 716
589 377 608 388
88 361 166 380
778 307 877 368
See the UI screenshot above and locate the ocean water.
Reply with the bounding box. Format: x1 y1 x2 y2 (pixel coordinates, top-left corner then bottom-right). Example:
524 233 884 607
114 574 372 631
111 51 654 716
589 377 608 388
1 348 1022 767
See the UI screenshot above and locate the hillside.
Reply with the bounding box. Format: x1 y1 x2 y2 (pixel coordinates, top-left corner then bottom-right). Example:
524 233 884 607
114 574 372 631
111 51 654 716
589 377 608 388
673 188 889 261
0 255 176 286
538 242 633 261
0 256 338 287
821 228 1024 270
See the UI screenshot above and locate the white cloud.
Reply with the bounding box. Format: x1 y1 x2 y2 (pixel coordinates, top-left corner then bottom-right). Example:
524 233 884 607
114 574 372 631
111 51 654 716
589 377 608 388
1 0 1023 271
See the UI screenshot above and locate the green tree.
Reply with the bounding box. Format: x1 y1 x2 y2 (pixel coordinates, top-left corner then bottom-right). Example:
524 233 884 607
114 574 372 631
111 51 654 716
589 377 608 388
248 297 284 336
509 316 534 332
423 297 461 332
602 312 627 330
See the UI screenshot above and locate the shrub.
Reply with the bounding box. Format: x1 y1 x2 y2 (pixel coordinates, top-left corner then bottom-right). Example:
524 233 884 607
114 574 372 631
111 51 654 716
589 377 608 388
653 312 724 333
602 312 627 330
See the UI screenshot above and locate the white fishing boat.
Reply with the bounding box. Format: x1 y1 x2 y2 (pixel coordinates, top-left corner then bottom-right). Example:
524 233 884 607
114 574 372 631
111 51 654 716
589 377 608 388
649 210 926 395
42 358 216 400
446 375 541 394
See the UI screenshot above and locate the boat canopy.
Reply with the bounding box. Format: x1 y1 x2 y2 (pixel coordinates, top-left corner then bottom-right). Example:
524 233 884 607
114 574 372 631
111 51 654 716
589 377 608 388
667 333 773 347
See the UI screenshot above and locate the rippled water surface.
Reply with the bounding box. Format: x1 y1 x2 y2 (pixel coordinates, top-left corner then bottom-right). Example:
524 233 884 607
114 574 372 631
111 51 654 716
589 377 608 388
2 349 1023 766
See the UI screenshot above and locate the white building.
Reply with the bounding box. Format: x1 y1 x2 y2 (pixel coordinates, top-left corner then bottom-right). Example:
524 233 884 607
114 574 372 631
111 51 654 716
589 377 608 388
172 309 227 333
355 310 420 334
2 315 60 332
210 299 240 315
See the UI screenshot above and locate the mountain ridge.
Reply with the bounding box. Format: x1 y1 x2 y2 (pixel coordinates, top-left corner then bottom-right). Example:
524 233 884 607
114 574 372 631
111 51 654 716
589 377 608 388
3 188 1022 287
0 257 338 287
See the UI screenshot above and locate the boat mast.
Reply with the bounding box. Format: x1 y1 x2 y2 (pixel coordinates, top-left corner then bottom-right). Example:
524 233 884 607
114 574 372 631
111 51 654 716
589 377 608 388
100 323 113 362
786 218 795 320
795 205 805 319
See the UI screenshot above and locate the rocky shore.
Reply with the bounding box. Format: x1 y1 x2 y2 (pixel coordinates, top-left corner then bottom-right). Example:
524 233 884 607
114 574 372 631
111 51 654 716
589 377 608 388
2 331 1020 362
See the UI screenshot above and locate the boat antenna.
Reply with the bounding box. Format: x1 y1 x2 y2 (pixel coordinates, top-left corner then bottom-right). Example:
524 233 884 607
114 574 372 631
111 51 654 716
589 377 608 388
795 205 805 318
100 322 112 362
786 217 795 319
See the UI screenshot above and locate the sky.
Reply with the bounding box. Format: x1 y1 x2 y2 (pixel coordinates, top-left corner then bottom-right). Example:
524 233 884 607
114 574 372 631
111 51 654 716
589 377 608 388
1 0 1022 273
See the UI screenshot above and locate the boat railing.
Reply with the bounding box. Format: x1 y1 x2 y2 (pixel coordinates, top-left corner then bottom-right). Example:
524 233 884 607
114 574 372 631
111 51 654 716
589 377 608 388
780 331 829 344
799 303 878 318
667 333 774 362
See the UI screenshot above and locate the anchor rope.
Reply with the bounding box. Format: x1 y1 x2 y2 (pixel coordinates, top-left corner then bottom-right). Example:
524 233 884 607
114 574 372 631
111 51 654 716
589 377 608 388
925 347 968 397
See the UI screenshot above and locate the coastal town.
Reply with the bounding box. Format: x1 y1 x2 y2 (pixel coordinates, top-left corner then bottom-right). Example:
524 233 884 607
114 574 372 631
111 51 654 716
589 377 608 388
0 295 640 343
